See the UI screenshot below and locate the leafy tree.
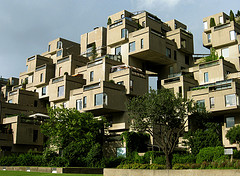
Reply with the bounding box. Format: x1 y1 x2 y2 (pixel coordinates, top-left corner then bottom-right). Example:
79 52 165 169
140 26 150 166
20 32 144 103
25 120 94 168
236 10 240 17
202 48 218 63
41 107 104 166
107 17 112 25
230 10 235 22
226 125 240 144
127 88 197 169
91 43 98 60
210 18 216 27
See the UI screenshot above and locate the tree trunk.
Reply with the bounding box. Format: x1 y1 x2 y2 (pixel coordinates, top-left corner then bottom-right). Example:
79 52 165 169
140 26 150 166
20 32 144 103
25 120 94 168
165 153 172 169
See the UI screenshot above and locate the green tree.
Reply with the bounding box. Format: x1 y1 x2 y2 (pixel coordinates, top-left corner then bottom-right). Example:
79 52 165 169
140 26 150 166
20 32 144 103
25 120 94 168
41 107 104 166
226 125 240 144
107 17 112 25
91 43 98 60
127 88 197 169
202 48 218 63
236 10 240 17
210 18 216 27
230 10 235 22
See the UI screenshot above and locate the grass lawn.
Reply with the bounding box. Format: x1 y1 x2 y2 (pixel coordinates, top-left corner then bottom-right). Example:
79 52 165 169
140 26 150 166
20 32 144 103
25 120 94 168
0 171 103 176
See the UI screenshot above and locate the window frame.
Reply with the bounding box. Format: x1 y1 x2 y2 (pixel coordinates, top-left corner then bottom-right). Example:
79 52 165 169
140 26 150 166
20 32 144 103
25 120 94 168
90 71 94 82
225 94 237 107
42 86 46 96
129 42 135 52
76 99 82 111
226 117 235 128
83 96 87 108
57 86 64 97
204 72 209 83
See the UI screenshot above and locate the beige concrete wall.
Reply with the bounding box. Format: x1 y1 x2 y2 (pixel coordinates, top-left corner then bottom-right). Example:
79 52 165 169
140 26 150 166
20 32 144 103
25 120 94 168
104 168 240 176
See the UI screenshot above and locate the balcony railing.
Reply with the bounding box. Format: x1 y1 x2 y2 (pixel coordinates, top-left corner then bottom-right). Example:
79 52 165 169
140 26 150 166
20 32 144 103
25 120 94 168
9 91 17 96
191 79 233 91
199 60 219 69
214 23 231 31
57 56 70 64
83 83 100 91
27 56 35 62
109 20 123 29
36 65 46 72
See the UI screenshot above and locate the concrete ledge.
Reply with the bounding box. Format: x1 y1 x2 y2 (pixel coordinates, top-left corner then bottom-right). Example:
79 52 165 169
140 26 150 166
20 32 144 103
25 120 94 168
104 168 240 176
0 166 103 174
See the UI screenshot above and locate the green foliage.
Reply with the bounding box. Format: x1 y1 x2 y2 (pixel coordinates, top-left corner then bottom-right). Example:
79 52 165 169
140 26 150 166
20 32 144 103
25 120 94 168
91 43 98 60
196 146 225 164
121 131 149 155
202 48 218 63
117 163 166 169
128 88 198 169
184 122 222 155
210 18 216 27
226 125 240 144
236 10 240 17
41 107 104 166
230 10 235 22
107 17 112 25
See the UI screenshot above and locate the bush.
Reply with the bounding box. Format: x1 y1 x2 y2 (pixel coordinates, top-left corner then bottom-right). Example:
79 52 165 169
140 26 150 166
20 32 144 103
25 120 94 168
172 154 196 164
100 157 125 168
196 146 225 163
117 163 165 169
210 18 216 27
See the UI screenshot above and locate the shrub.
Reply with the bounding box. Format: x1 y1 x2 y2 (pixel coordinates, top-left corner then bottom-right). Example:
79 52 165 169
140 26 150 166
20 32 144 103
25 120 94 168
172 154 196 164
196 146 224 163
210 18 216 27
101 157 125 168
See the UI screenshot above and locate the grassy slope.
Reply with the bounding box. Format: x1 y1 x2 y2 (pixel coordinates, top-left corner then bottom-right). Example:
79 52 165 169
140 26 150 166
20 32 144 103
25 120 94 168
0 171 103 176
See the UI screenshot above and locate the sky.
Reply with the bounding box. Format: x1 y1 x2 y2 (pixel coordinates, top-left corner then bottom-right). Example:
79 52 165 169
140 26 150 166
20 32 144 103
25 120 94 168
0 0 239 78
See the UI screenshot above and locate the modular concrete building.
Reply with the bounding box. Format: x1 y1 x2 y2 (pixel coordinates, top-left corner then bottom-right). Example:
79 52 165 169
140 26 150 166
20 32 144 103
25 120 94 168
1 10 238 155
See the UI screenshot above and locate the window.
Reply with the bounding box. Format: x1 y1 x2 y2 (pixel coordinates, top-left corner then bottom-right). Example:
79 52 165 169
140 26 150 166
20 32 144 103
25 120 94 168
57 86 64 97
207 33 211 43
115 46 121 55
204 72 209 83
174 51 177 60
141 39 144 49
219 16 224 24
95 94 103 106
57 41 62 49
225 94 236 107
230 30 236 40
83 96 87 108
210 97 215 108
222 48 229 58
142 21 146 28
8 100 13 103
42 86 46 96
48 45 51 52
226 117 235 128
59 67 62 76
33 130 38 142
34 100 38 107
166 48 171 58
63 102 67 108
175 23 177 29
121 28 128 38
239 45 240 54
28 75 33 83
40 73 43 82
129 42 135 52
185 55 189 65
121 14 125 19
169 66 173 75
179 86 182 97
90 71 94 82
203 21 208 30
57 50 62 57
76 99 82 110
197 100 205 109
130 80 133 90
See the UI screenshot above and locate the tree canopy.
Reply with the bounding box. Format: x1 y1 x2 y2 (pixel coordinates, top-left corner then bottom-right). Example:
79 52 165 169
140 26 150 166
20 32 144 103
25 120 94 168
127 88 197 169
226 125 240 144
41 107 104 166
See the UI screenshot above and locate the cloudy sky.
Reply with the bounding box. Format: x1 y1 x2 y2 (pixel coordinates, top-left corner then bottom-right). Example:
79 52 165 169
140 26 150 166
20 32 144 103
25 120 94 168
0 0 239 78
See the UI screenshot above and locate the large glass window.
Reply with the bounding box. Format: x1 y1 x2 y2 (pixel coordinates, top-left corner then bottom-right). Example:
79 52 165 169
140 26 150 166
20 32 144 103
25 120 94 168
115 46 121 55
203 21 208 30
226 117 235 128
222 48 229 58
166 48 171 58
57 41 62 49
204 72 209 83
40 73 43 82
83 96 87 108
121 28 128 38
207 33 211 43
76 99 82 110
230 31 236 40
57 86 64 97
210 97 214 108
197 100 205 109
90 71 94 82
129 42 135 52
42 86 46 96
225 94 236 107
57 50 62 57
94 93 107 106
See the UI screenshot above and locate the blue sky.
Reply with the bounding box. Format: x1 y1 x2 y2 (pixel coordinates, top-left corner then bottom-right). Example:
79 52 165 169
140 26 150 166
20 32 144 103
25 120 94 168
0 0 239 78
